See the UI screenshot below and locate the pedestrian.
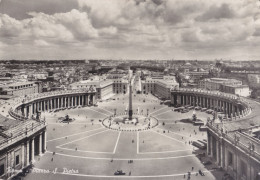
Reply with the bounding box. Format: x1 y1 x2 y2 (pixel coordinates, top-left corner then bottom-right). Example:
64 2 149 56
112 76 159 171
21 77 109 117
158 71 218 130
51 157 53 161
192 167 194 171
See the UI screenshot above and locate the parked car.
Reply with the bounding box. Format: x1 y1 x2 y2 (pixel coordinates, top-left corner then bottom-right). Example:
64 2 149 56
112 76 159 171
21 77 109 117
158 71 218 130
201 108 207 112
192 141 206 149
181 109 189 113
195 106 201 110
202 161 212 165
114 170 126 175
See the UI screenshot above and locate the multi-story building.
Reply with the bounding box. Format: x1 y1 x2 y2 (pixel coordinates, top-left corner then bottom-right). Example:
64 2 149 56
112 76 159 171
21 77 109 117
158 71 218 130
112 79 128 94
220 84 250 97
69 78 114 100
248 74 260 88
185 68 209 83
199 78 242 91
142 76 179 99
0 82 40 98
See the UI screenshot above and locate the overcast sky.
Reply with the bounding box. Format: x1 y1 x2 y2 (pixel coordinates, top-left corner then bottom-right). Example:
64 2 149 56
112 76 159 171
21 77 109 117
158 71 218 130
0 0 260 60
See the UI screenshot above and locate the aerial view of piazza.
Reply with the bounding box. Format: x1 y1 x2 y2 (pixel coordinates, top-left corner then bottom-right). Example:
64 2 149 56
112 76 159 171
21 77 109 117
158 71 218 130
0 0 260 180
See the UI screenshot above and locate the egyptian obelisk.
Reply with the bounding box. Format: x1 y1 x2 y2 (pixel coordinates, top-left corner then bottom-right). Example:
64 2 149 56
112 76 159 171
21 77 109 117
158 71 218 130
128 69 133 120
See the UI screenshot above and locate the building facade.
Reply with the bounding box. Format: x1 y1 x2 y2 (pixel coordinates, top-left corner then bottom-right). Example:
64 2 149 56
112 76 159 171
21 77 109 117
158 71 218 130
69 78 113 100
248 74 260 89
0 82 39 98
220 84 250 97
142 76 179 99
199 78 242 91
207 122 260 180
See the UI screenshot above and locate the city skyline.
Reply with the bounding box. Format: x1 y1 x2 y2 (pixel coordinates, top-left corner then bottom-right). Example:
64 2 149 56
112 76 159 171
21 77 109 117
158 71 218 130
1 0 260 60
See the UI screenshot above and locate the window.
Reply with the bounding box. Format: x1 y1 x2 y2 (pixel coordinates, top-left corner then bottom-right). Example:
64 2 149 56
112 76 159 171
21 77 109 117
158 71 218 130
228 151 233 166
0 164 4 176
15 155 19 166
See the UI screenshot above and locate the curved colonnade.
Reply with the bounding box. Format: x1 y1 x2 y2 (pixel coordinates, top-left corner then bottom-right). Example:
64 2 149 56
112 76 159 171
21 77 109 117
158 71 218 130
171 88 260 180
1 89 96 179
9 89 96 121
171 88 251 120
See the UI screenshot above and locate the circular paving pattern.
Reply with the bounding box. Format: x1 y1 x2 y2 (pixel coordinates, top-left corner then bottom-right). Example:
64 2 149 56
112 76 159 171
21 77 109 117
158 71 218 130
102 114 159 131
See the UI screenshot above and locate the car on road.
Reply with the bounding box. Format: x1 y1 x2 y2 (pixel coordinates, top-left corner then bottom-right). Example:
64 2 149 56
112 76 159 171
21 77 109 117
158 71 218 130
206 109 214 114
195 106 201 110
193 120 204 126
202 161 212 165
201 108 207 112
187 106 194 110
199 125 208 131
192 141 206 149
114 170 126 175
198 139 207 146
181 109 189 113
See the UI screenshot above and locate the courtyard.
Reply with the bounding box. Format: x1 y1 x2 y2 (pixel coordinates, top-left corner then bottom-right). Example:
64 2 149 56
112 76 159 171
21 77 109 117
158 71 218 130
24 93 225 180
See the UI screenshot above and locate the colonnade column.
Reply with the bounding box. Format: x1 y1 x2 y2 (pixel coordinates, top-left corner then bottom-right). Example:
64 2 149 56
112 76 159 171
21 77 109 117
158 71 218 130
232 105 236 117
220 140 224 167
29 105 33 117
38 133 42 156
50 99 53 111
210 136 213 157
31 137 35 163
43 130 47 152
47 100 49 111
43 100 46 111
66 97 68 107
57 98 60 109
216 140 220 164
207 133 211 156
61 97 64 108
224 102 227 114
75 96 78 106
227 103 230 117
67 97 70 107
80 95 82 105
82 95 85 106
54 98 56 109
72 96 74 107
21 143 25 168
86 95 89 106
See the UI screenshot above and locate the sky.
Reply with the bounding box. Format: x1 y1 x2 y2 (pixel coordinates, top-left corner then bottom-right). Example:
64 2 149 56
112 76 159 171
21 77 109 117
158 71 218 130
0 0 260 60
